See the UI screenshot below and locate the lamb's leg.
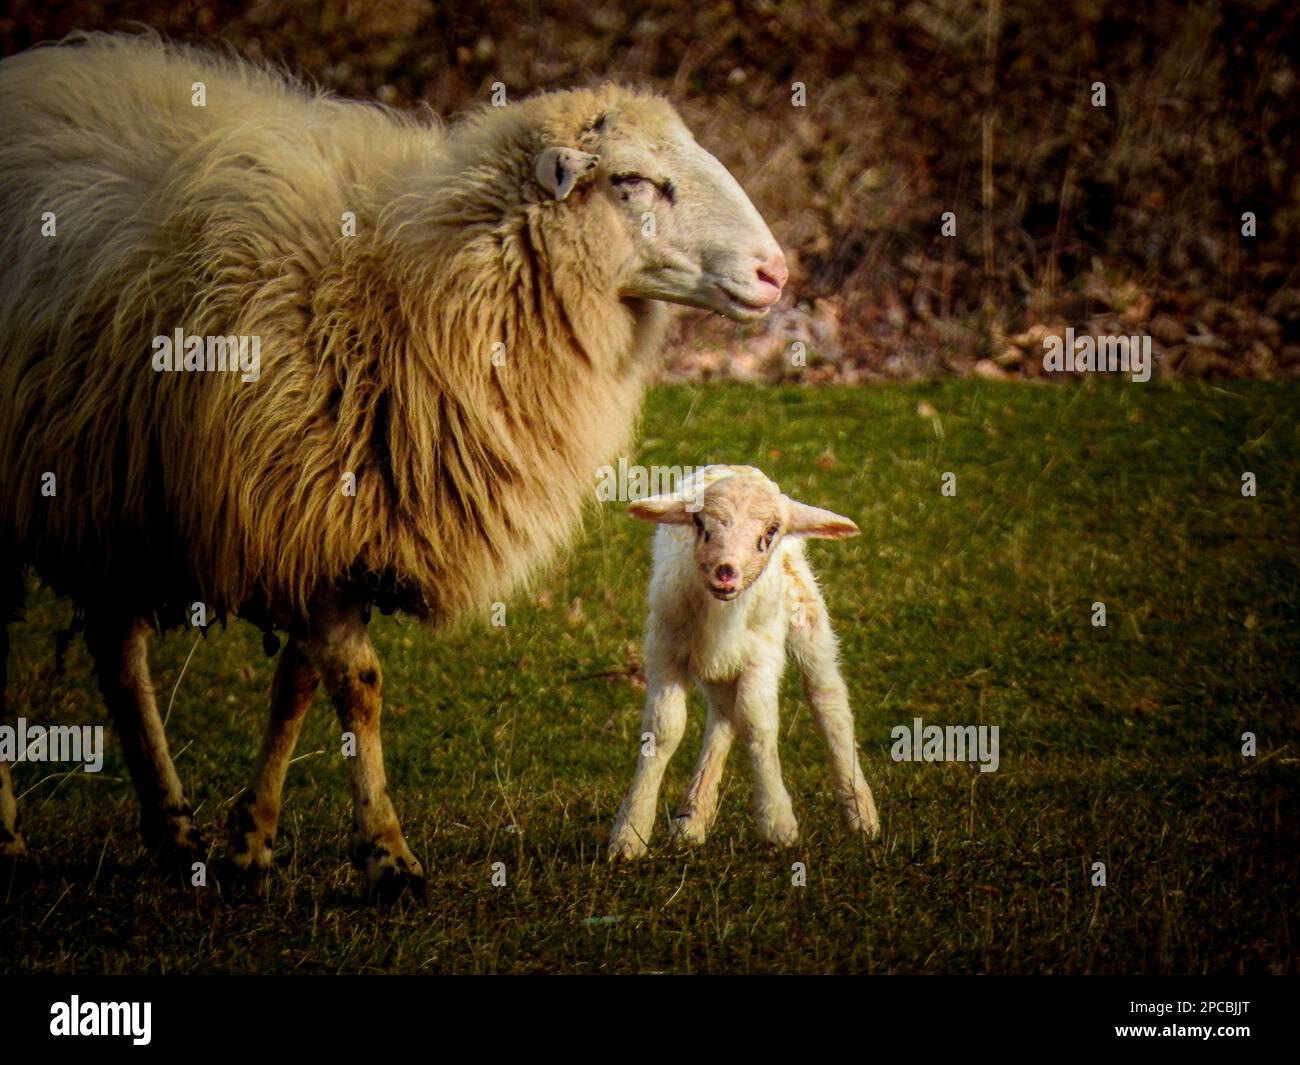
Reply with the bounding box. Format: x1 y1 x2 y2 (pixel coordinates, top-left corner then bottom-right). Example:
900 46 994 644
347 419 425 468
227 639 318 873
608 657 689 860
0 623 24 860
788 590 880 838
303 600 424 901
669 679 736 846
84 615 203 860
734 664 799 847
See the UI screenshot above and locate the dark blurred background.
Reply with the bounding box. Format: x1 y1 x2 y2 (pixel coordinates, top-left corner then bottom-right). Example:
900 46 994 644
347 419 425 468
3 0 1296 382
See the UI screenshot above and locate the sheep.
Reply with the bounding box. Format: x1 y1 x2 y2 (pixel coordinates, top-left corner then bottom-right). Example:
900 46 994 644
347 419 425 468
0 33 788 899
608 465 880 859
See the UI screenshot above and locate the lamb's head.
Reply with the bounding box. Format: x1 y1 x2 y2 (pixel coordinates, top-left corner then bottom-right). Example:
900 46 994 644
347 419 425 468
526 87 787 321
630 469 859 601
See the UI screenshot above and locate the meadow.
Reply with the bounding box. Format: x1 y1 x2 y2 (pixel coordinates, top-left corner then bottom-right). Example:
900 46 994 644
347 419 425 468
2 380 1296 973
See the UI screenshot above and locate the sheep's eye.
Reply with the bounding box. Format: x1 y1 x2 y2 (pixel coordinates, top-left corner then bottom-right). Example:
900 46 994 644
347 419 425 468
693 514 709 542
758 524 779 551
613 173 674 203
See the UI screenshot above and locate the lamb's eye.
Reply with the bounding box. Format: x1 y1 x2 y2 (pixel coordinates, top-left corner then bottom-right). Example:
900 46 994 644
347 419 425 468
758 524 779 551
612 173 647 190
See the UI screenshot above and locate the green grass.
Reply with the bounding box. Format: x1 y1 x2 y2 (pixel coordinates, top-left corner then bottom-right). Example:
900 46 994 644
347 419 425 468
2 381 1297 974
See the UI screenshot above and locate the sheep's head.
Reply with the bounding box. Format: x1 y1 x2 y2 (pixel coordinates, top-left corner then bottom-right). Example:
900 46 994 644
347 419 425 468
630 470 858 601
529 89 787 321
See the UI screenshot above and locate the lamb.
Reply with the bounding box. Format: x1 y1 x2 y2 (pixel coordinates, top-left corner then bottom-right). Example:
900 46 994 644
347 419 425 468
0 33 787 899
608 466 880 859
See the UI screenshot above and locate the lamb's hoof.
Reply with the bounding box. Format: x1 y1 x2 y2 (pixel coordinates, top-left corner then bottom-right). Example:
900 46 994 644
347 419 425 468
213 855 274 900
668 815 708 847
0 837 37 893
0 825 27 860
226 794 277 873
757 816 800 849
842 798 882 840
143 817 210 886
0 829 31 884
352 833 426 905
369 858 428 910
852 816 882 841
142 807 205 867
152 841 212 888
607 825 648 861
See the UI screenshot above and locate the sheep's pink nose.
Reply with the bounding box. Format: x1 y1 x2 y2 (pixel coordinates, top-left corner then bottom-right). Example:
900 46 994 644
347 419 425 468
714 564 738 585
756 253 788 293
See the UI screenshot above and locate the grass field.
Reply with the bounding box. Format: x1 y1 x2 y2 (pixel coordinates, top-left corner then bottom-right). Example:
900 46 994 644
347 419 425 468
2 381 1297 974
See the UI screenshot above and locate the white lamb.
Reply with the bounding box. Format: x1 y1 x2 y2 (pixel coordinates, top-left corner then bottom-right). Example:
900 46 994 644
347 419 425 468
609 465 881 859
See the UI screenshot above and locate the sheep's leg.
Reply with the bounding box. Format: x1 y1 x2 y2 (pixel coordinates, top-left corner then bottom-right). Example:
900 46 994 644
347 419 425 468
734 665 799 847
669 679 736 846
608 659 689 860
0 623 24 860
0 762 18 859
227 639 319 873
303 601 425 901
84 615 203 860
788 594 880 839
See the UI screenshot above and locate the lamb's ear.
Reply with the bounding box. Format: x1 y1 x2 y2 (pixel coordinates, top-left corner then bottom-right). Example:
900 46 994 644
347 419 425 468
629 494 694 525
534 147 600 201
786 500 859 539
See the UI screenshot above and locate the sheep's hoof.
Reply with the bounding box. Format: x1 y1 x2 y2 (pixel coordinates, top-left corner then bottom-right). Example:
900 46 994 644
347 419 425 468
841 797 882 840
848 815 882 841
668 814 709 847
0 825 27 860
0 829 31 887
367 860 427 906
607 829 649 861
225 794 277 873
142 810 207 873
352 833 427 904
0 835 37 892
756 817 800 849
214 855 275 900
141 806 204 858
153 850 212 890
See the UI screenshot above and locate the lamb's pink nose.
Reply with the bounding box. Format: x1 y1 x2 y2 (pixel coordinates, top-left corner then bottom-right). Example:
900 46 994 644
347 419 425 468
714 564 738 586
756 253 788 293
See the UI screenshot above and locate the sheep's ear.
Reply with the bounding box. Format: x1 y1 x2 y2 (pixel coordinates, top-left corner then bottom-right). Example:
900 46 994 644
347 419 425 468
629 495 694 525
786 500 859 539
534 147 600 201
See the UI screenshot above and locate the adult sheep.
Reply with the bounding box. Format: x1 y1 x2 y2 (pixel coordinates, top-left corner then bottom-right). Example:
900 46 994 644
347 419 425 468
0 32 787 899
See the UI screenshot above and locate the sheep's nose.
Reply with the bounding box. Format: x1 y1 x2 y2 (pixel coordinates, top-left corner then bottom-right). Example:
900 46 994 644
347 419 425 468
714 564 737 585
755 252 788 293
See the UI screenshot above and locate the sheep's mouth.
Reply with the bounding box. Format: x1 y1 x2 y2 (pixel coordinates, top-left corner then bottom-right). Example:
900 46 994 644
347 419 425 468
717 285 777 320
708 583 741 601
626 268 776 322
